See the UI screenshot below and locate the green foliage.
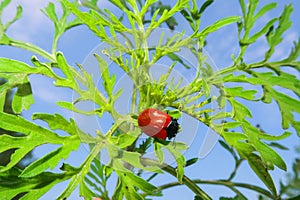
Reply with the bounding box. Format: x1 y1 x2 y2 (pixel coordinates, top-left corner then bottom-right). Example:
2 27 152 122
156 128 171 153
0 0 299 199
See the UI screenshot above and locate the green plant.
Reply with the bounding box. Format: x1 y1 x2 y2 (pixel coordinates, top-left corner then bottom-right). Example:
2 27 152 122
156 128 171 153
0 0 299 199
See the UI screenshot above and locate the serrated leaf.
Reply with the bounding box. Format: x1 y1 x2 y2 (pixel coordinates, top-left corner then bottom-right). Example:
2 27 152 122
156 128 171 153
0 171 71 200
268 87 300 134
79 179 96 200
32 113 78 135
20 138 80 177
0 132 49 172
256 72 300 97
115 171 144 200
217 91 226 109
242 121 287 171
265 5 293 59
0 111 61 139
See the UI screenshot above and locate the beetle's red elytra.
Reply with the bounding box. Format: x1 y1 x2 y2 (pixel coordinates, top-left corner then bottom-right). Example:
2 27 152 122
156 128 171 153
138 108 179 140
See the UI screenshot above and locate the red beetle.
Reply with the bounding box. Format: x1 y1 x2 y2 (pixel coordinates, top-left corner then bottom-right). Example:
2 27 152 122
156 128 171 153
138 108 179 140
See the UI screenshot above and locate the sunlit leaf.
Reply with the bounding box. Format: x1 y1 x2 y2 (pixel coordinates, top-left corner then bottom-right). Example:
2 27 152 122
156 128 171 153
247 153 277 195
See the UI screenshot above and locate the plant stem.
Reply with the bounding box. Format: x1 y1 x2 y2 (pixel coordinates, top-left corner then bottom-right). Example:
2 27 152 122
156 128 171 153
141 158 212 200
9 38 55 62
155 179 275 199
227 159 243 181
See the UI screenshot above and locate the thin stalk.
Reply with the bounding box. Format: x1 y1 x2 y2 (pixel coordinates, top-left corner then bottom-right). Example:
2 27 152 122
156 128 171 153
227 159 243 181
141 158 212 200
155 179 275 199
9 39 55 62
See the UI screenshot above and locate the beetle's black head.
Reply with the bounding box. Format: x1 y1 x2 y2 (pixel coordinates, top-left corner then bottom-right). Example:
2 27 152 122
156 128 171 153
166 118 179 140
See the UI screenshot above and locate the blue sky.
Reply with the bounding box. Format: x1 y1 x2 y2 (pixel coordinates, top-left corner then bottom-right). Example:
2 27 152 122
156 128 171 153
1 0 300 199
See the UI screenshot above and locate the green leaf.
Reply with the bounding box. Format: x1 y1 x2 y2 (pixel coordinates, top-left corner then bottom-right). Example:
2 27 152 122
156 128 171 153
268 87 300 135
229 98 252 121
0 111 61 139
0 170 72 200
32 113 79 136
248 18 277 43
247 153 277 195
107 143 162 172
255 140 287 171
0 133 42 172
198 0 214 16
154 142 164 164
256 72 300 97
242 122 287 170
56 101 98 115
20 137 80 177
125 171 157 194
197 16 241 38
42 3 58 24
202 78 211 98
258 131 292 141
163 142 186 183
11 77 34 113
0 0 11 13
253 3 277 22
94 53 117 98
222 132 248 147
79 179 96 200
0 58 39 73
167 52 191 69
211 112 231 121
268 142 289 150
56 52 74 80
265 4 293 59
115 171 144 200
225 87 257 100
108 132 138 148
219 140 238 160
185 158 198 167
